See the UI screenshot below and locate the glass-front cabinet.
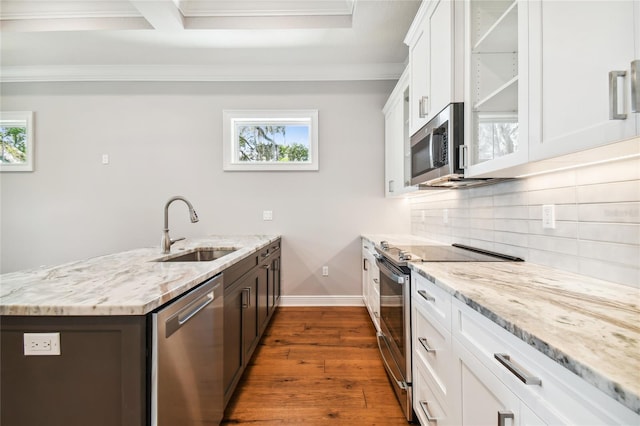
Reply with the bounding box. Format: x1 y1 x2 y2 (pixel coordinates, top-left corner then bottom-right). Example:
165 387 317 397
464 0 529 178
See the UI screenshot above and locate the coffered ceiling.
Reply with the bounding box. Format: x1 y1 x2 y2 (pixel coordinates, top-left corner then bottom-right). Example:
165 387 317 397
0 0 421 82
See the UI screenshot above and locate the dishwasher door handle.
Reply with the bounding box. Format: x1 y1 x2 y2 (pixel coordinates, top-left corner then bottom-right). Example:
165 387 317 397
165 291 214 338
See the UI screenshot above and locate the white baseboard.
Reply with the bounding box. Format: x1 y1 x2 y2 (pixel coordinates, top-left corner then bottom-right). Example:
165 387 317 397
279 295 365 307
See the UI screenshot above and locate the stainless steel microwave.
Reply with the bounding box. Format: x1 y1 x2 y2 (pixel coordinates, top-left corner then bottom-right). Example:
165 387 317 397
410 102 464 186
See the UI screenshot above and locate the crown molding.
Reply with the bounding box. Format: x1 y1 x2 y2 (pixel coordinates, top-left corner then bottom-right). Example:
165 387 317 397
0 63 405 83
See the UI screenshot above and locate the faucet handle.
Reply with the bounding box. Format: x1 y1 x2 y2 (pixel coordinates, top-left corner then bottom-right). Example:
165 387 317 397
171 237 185 245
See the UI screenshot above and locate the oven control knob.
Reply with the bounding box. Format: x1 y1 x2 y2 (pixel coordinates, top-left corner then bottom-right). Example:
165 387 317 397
399 250 412 260
380 241 390 250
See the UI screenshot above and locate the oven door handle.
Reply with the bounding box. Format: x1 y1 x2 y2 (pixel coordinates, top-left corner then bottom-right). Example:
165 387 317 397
376 332 408 390
376 259 406 284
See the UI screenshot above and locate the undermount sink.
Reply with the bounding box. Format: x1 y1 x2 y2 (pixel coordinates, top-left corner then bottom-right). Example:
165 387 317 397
157 248 237 262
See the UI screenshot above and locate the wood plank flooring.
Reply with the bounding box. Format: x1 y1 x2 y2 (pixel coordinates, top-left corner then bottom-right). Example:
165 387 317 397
221 307 409 425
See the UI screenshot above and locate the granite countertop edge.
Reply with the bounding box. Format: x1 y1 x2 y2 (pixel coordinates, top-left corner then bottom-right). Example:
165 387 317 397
0 234 281 316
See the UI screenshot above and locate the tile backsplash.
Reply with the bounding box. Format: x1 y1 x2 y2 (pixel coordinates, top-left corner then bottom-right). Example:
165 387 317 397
409 157 640 287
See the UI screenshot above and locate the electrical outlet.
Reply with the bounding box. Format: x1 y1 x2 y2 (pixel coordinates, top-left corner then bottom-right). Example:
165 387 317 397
263 210 273 221
101 154 110 165
322 266 329 276
542 205 556 229
443 209 449 225
24 332 61 356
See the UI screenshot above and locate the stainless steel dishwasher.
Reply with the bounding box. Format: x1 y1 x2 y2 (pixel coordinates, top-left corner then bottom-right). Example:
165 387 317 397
151 273 223 426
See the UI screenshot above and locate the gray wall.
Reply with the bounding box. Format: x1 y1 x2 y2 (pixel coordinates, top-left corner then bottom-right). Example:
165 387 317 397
0 81 410 299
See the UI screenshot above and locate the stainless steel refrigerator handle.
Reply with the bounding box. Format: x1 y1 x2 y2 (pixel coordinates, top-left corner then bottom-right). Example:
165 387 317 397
631 60 639 113
494 353 542 385
419 401 439 423
609 70 627 119
498 411 515 426
376 332 408 390
377 260 405 284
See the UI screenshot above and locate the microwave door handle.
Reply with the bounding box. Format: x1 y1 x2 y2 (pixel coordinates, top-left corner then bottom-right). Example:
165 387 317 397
428 133 435 168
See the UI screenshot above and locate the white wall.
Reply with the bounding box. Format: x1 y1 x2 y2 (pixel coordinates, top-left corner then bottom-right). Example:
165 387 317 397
409 156 640 287
0 81 410 299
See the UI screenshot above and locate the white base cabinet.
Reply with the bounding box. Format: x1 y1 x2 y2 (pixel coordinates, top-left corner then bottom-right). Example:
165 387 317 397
410 273 640 426
361 239 380 331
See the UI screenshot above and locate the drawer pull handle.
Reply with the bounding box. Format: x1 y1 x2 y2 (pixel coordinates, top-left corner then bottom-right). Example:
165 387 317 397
418 337 436 353
418 290 435 302
419 400 438 423
494 353 541 386
498 410 514 426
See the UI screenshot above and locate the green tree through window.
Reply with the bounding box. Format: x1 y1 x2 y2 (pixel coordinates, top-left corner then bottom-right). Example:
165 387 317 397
237 125 309 163
0 125 27 164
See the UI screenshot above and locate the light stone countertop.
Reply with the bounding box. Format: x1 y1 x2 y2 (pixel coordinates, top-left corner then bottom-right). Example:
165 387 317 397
0 235 280 316
362 234 640 415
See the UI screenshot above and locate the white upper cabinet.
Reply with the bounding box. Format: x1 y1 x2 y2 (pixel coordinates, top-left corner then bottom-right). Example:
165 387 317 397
383 67 416 197
528 0 639 161
405 0 464 136
463 0 530 178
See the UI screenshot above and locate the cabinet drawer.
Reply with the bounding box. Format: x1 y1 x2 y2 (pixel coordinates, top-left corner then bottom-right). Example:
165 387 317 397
412 302 451 399
413 355 453 426
412 272 452 331
452 298 639 425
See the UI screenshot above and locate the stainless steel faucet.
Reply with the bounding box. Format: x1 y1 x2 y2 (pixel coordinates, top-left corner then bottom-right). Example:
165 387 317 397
161 196 199 254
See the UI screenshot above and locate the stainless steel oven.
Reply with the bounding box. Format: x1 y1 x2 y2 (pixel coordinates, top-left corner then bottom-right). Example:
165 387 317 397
375 253 414 422
374 241 523 423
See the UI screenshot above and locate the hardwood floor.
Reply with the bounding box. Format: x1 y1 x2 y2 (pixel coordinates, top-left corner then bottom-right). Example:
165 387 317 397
221 307 409 425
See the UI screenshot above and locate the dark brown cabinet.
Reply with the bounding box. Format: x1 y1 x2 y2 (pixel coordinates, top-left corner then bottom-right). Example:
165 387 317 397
222 239 281 406
0 316 147 426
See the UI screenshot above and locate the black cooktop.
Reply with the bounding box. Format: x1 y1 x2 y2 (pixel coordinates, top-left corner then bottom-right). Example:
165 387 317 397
378 242 523 265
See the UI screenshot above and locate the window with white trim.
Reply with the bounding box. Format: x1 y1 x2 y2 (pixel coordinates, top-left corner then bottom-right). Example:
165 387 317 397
223 110 318 171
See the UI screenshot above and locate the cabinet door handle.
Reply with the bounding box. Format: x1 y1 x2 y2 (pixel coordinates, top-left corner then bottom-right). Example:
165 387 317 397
631 60 639 113
609 70 627 119
494 353 541 385
262 264 270 270
498 411 514 426
364 258 369 271
459 144 468 169
389 179 395 193
419 400 439 423
418 289 435 302
418 337 436 353
241 288 251 308
419 96 429 118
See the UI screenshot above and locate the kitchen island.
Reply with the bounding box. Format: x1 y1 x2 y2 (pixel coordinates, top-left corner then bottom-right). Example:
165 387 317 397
0 234 281 426
362 234 639 423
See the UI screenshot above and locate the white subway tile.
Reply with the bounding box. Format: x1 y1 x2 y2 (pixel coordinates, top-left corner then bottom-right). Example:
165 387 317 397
578 240 640 268
528 186 577 205
578 223 640 245
527 250 580 273
528 234 578 255
577 180 640 204
495 205 529 220
576 157 640 185
578 259 640 289
578 202 640 224
494 218 529 233
527 220 578 239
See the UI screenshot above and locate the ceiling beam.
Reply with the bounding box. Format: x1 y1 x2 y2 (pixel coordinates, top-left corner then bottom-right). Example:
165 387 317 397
130 0 184 30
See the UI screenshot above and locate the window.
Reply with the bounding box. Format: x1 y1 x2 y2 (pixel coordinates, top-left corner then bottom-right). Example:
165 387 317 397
0 111 34 172
223 110 318 171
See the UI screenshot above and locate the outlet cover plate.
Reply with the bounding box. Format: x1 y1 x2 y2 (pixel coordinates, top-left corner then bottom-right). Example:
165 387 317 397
24 332 61 356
